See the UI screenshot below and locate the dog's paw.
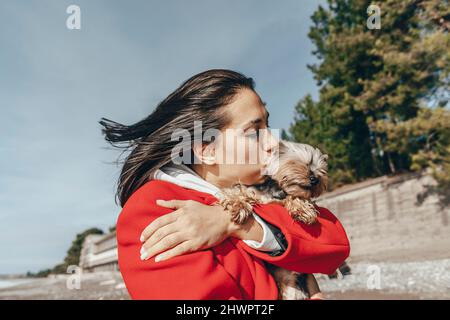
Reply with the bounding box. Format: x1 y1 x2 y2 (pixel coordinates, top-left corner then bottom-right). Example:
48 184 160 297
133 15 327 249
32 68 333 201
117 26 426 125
219 197 254 224
219 186 258 225
283 197 318 225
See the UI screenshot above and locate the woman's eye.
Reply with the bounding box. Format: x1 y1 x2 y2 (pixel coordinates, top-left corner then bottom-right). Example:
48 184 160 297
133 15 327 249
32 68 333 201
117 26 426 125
247 130 259 139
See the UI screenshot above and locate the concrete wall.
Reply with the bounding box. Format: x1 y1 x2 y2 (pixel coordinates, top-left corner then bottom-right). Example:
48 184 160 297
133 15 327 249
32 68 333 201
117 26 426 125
316 172 450 261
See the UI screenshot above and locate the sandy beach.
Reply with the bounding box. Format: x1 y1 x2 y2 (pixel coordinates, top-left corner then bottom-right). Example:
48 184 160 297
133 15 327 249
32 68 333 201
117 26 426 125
0 271 129 300
317 258 450 300
1 255 449 300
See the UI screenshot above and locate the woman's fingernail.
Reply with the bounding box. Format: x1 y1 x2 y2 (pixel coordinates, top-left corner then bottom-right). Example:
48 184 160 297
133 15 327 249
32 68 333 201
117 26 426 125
140 251 149 261
140 235 145 242
140 246 145 254
155 255 163 262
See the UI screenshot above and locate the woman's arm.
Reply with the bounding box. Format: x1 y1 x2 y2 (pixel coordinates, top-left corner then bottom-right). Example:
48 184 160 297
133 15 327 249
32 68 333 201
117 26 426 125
117 187 245 299
237 203 351 275
139 198 349 275
140 199 286 262
228 211 264 242
235 213 285 253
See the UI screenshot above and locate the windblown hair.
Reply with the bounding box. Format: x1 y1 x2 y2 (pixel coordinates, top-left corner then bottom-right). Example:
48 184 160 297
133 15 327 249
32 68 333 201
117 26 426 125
100 69 255 207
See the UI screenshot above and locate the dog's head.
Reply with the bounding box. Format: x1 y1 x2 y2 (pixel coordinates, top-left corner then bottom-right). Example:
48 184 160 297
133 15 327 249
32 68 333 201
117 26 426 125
265 140 328 199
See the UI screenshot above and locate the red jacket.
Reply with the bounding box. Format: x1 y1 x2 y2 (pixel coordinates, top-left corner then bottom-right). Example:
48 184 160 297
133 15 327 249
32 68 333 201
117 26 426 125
116 180 350 300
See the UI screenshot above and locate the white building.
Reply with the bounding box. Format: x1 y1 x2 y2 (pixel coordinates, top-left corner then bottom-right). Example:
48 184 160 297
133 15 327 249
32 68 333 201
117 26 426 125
79 232 118 272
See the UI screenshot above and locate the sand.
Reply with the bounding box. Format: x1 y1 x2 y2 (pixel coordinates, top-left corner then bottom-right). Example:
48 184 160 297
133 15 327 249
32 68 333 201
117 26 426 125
1 254 449 300
0 271 129 300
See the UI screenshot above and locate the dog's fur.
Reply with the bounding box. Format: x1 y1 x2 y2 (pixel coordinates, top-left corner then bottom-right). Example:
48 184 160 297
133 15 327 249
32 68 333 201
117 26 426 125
219 140 328 300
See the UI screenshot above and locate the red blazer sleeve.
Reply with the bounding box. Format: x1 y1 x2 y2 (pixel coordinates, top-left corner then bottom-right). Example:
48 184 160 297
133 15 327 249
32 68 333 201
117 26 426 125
116 182 243 300
238 203 350 275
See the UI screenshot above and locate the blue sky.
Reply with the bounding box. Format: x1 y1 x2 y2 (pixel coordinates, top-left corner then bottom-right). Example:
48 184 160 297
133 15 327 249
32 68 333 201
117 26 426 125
0 0 325 274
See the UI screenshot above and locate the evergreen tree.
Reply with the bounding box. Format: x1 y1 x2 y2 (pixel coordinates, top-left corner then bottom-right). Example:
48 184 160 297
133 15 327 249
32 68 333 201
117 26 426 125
289 0 449 193
63 227 104 267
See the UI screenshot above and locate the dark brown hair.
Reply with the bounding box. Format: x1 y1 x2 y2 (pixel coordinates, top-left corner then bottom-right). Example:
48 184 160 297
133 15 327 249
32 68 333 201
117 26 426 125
100 69 255 207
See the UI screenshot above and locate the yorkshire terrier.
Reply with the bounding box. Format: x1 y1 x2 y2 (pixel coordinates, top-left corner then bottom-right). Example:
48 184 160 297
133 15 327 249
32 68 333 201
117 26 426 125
219 140 329 300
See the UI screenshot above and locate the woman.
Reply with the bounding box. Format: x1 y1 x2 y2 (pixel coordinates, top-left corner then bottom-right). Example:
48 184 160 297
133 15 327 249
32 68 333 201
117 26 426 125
100 69 350 300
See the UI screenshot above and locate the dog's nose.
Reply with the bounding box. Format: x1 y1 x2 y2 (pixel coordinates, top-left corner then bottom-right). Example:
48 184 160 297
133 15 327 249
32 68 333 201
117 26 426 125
273 189 287 199
309 175 319 186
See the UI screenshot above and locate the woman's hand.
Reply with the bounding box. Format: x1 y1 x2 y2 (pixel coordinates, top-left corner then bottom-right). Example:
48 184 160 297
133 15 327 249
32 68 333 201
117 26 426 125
139 199 262 262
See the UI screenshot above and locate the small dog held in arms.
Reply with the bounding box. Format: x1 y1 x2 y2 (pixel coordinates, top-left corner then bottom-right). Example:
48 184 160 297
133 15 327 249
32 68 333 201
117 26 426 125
219 140 329 300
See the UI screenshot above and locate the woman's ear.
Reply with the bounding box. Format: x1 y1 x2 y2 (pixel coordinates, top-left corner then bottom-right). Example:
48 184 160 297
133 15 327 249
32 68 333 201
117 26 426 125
192 142 216 165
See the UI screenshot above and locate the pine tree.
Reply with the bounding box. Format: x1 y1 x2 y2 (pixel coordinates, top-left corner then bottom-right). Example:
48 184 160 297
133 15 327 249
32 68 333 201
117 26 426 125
289 0 449 194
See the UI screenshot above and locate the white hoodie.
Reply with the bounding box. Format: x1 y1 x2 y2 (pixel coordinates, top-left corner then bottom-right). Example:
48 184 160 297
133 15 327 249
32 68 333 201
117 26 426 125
152 163 281 252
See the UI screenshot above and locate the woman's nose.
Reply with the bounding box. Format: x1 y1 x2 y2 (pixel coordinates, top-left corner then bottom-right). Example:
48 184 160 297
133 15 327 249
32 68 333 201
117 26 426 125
261 128 279 154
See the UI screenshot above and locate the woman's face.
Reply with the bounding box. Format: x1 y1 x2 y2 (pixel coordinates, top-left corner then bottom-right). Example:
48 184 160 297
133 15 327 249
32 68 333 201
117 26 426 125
198 88 279 187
